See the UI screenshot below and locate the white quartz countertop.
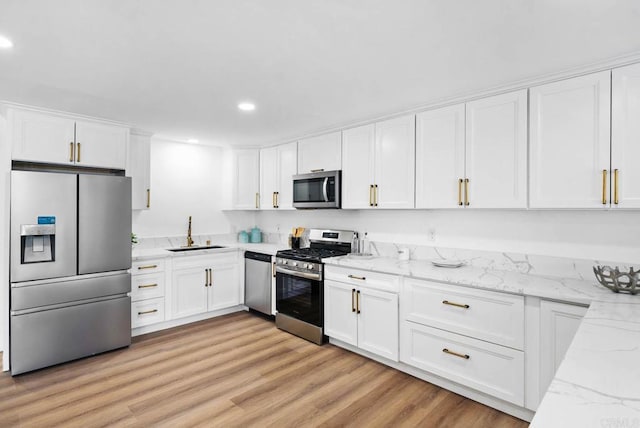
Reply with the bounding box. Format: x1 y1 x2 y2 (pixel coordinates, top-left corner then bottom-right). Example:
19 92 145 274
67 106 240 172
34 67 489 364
132 242 287 260
323 255 640 427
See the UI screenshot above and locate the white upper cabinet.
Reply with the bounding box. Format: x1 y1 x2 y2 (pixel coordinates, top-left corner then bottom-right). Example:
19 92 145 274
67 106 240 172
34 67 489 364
416 90 526 209
297 132 342 173
231 149 260 210
342 115 415 209
465 90 528 208
10 108 128 170
128 131 152 210
416 104 465 208
529 71 611 208
260 142 297 210
612 63 640 209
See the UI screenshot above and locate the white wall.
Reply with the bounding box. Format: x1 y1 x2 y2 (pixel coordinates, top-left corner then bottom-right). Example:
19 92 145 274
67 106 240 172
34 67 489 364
132 138 242 238
254 209 640 263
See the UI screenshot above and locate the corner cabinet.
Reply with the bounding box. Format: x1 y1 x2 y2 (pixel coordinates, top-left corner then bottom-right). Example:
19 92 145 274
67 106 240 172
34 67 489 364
128 130 152 210
231 149 260 210
342 115 415 209
297 131 342 173
10 108 128 169
324 266 399 361
260 142 297 210
171 252 240 319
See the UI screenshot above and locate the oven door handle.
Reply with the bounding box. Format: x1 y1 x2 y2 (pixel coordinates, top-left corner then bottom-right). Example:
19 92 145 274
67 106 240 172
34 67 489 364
275 266 322 281
322 177 329 202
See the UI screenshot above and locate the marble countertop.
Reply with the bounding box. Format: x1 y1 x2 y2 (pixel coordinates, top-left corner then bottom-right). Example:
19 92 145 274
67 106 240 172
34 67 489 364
132 242 287 260
323 255 640 427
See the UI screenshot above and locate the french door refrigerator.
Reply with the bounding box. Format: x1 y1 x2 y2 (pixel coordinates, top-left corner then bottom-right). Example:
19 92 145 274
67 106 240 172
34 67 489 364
10 169 132 375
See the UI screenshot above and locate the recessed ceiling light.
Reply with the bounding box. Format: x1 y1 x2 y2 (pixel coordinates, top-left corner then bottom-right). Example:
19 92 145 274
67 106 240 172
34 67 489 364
186 138 199 143
0 35 13 49
238 102 256 112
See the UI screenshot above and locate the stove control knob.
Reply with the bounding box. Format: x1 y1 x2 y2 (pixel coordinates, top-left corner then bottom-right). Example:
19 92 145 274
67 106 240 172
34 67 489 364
283 260 288 265
292 262 298 267
306 264 313 269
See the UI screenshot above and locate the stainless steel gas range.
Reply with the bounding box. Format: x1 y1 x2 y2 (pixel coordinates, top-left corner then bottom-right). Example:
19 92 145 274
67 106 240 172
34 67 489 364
274 229 355 344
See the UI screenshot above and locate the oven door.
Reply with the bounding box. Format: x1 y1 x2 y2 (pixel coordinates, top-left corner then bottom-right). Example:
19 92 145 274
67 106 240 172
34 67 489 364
275 268 322 327
292 170 340 209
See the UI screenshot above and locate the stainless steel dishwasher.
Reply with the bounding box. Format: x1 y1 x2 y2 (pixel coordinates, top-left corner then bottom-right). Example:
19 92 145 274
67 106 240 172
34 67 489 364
244 251 273 316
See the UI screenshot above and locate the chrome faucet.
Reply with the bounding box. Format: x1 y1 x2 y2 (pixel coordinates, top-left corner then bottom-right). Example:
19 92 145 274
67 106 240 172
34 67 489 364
186 216 194 247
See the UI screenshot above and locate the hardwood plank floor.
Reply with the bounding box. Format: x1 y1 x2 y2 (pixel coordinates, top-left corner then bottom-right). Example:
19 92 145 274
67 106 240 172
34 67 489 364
0 312 530 427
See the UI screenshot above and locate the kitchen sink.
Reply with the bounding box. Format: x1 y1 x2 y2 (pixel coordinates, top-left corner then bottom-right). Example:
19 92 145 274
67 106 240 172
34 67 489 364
167 245 226 252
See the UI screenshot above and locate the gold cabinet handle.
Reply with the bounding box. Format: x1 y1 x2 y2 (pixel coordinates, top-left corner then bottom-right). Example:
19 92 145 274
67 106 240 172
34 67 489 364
442 348 470 359
146 189 151 208
464 178 470 206
374 184 379 207
209 268 213 287
369 185 374 207
602 169 608 205
614 169 619 205
272 192 276 208
356 290 361 314
69 142 75 162
458 179 463 206
351 289 356 312
442 300 470 309
137 264 158 270
138 283 158 289
76 142 81 162
138 309 158 316
275 191 279 208
255 192 260 209
205 269 209 287
348 274 366 281
311 168 324 172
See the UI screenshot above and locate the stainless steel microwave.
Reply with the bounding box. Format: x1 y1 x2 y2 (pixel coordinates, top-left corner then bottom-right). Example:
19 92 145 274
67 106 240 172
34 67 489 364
292 170 341 209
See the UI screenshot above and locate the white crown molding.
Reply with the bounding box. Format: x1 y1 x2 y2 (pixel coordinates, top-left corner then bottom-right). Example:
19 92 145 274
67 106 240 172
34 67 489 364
0 100 133 128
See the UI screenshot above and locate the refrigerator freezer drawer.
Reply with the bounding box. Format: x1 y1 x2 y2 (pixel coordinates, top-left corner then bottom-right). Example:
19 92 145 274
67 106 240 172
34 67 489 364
10 296 131 375
12 273 131 311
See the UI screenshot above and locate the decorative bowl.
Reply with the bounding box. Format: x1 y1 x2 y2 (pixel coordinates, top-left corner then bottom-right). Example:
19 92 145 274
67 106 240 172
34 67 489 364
593 266 639 294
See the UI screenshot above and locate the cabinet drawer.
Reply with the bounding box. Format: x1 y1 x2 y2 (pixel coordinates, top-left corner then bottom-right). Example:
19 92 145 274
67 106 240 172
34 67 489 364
325 265 399 293
131 273 165 302
132 259 166 275
403 278 524 350
171 252 238 270
400 321 524 406
131 298 165 328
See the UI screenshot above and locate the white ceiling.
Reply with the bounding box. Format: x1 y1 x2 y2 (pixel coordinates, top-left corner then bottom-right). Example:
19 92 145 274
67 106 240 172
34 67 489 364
1 0 639 147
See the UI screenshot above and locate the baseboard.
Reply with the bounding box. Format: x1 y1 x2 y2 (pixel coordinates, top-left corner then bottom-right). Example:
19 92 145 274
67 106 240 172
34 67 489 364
132 305 247 337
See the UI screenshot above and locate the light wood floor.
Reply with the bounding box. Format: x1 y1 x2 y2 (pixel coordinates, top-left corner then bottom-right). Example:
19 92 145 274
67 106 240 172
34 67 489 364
0 312 529 427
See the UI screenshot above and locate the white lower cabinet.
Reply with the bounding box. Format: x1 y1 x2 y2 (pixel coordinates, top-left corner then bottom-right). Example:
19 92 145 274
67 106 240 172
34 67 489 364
324 267 399 361
401 322 524 405
171 253 240 319
130 258 167 328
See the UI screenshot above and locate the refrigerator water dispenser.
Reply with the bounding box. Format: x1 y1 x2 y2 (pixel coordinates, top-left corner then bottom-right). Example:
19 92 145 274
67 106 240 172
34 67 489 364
20 224 56 264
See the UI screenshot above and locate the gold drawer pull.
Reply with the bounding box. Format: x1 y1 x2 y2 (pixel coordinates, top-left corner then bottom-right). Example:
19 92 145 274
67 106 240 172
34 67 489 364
138 309 158 316
443 348 470 359
348 274 366 281
138 283 158 289
442 300 470 309
137 264 158 270
311 168 324 172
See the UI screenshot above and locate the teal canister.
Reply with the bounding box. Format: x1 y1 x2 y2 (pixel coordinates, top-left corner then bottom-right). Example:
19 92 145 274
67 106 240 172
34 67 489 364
238 230 249 243
250 227 262 243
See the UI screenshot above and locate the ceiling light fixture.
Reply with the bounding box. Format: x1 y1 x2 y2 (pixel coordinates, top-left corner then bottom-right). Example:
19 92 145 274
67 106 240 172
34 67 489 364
186 138 199 144
0 35 13 49
238 102 256 112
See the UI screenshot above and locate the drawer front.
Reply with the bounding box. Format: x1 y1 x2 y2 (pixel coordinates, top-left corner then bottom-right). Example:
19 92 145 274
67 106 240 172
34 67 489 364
400 321 524 405
325 265 399 293
131 298 165 328
131 273 165 302
132 259 166 275
403 278 524 350
171 252 238 270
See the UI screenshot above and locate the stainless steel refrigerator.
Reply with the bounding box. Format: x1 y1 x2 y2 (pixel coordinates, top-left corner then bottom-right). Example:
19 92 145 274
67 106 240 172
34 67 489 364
10 169 132 375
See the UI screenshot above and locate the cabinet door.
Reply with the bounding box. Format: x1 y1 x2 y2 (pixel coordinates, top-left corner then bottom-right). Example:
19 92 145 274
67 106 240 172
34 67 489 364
208 264 240 311
128 132 151 210
374 115 416 209
415 104 465 208
539 300 587 401
357 287 398 361
11 109 76 165
466 90 528 208
342 124 375 209
276 142 297 210
75 120 128 169
232 149 260 210
259 146 278 210
612 63 640 209
324 280 358 346
529 71 611 208
297 132 342 173
171 266 209 319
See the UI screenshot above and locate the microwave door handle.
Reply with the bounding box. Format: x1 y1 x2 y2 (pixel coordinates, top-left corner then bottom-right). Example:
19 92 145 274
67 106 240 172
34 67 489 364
322 177 329 202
